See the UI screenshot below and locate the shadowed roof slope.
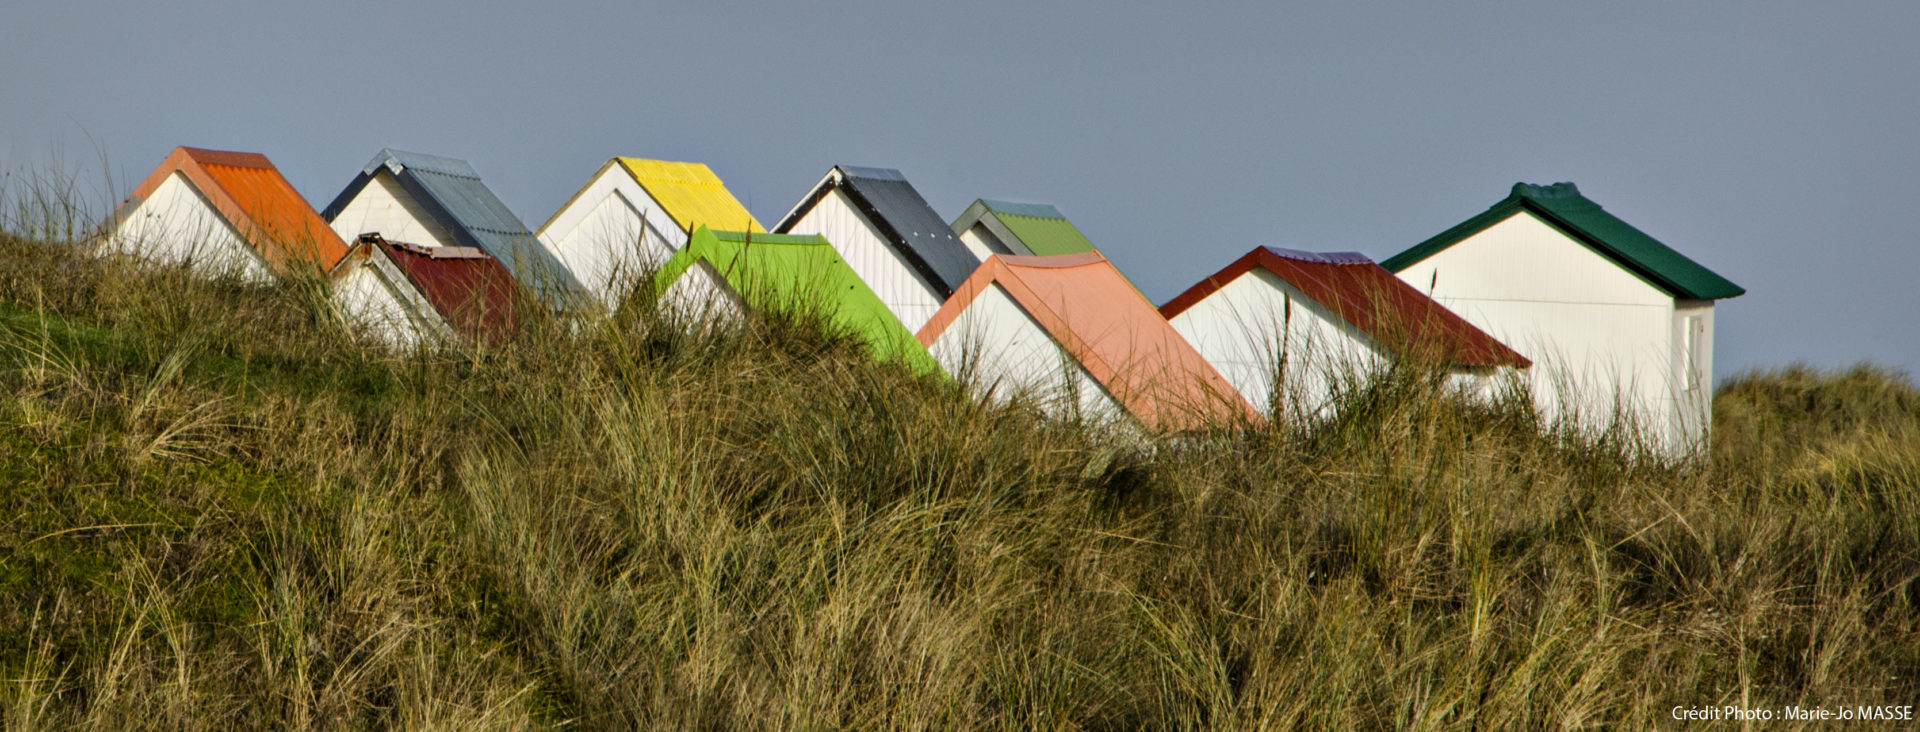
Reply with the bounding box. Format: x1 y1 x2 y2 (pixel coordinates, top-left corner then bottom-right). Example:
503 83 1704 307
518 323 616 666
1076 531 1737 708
322 148 582 302
919 252 1255 430
773 165 978 297
1161 247 1529 369
654 228 938 372
1381 182 1744 300
107 146 348 271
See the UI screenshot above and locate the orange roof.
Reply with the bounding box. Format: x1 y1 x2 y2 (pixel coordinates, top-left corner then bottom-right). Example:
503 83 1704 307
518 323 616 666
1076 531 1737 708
919 252 1256 431
115 147 348 272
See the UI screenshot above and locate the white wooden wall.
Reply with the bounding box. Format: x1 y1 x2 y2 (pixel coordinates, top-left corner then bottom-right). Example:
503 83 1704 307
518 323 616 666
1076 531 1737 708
1392 211 1704 453
657 259 745 325
327 171 455 249
106 172 273 281
958 222 1016 261
1168 268 1390 418
330 250 448 349
928 283 1126 424
536 164 682 309
1671 300 1715 452
784 189 944 333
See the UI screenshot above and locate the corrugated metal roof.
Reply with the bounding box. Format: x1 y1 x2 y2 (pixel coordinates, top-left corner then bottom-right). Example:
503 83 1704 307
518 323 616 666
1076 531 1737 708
1381 182 1745 300
371 235 524 347
616 158 765 234
322 149 584 304
1160 246 1530 369
985 211 1094 258
979 199 1068 219
654 227 936 372
774 166 979 297
105 146 349 272
919 252 1255 430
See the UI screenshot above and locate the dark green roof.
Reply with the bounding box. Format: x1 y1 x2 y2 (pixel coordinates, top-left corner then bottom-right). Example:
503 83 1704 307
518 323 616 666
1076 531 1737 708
1381 182 1745 300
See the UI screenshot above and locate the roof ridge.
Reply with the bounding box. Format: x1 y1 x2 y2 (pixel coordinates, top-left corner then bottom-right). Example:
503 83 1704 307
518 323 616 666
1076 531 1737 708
1381 181 1744 300
373 148 482 180
1000 252 1106 269
180 147 274 169
980 199 1068 220
1260 246 1372 265
617 157 725 185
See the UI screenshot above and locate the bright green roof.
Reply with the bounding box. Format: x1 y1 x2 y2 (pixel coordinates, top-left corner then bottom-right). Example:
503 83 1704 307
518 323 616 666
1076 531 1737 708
1381 182 1745 300
655 228 938 372
980 200 1096 257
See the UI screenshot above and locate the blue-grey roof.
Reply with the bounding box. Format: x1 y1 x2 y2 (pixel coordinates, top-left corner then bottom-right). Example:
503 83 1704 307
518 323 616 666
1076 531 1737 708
775 165 977 297
979 199 1068 220
324 149 583 303
1262 247 1372 265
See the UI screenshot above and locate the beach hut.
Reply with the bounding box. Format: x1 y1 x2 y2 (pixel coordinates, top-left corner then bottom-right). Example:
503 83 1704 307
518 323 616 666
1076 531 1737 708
329 234 525 349
654 227 937 372
1382 182 1745 453
536 157 764 308
100 146 348 278
918 252 1253 430
773 166 978 333
949 199 1099 260
1161 247 1529 416
321 149 581 304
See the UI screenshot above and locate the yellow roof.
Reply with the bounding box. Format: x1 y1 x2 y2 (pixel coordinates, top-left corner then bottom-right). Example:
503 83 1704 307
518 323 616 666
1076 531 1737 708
616 158 765 234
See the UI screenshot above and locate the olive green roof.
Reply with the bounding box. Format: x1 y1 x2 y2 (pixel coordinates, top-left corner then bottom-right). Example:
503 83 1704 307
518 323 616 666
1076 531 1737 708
978 200 1096 257
1381 182 1745 300
655 227 938 372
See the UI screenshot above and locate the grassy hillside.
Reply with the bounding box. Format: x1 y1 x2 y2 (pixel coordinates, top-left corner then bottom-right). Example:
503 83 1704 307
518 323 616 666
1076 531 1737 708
0 230 1915 729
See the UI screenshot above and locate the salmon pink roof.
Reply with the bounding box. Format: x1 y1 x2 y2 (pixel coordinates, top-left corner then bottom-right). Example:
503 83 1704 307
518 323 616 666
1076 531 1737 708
919 252 1255 430
112 147 348 271
1160 247 1529 369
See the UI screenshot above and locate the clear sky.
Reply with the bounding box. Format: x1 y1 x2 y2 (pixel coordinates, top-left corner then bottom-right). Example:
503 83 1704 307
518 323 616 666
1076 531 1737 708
4 2 1915 375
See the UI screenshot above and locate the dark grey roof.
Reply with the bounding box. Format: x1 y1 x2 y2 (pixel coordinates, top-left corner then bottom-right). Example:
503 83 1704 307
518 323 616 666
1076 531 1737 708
775 165 979 297
323 148 584 303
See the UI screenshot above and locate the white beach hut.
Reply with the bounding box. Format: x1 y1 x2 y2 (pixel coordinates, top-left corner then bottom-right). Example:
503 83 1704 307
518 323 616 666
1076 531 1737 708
1382 182 1746 453
535 157 763 309
1162 247 1530 417
774 166 979 333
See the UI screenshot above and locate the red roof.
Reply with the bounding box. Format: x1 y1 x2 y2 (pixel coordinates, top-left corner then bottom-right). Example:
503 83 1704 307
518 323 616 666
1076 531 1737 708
349 236 525 346
919 252 1256 430
115 146 348 272
1160 247 1529 369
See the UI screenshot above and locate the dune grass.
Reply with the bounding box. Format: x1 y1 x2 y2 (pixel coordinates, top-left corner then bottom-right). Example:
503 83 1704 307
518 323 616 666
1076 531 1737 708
0 212 1915 729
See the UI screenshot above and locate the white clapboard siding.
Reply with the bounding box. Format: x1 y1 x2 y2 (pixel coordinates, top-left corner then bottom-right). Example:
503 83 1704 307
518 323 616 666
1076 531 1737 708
927 282 1124 422
1169 267 1389 417
107 171 272 281
331 251 446 348
783 188 944 333
325 170 456 249
1393 210 1705 452
537 164 683 309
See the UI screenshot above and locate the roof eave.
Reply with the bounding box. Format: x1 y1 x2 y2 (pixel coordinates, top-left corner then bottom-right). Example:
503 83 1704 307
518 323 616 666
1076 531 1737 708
1383 197 1745 301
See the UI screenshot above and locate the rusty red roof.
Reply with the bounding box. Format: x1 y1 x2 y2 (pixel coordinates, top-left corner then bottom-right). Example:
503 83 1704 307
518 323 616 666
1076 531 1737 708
1160 247 1529 369
112 146 349 272
919 252 1256 430
366 235 525 346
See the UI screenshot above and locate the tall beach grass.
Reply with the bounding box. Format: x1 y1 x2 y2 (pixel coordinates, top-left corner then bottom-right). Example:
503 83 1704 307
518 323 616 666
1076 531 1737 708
0 173 1915 728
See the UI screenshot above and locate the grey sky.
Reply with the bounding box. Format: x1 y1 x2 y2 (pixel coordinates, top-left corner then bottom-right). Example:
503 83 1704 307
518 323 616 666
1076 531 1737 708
5 2 1915 375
